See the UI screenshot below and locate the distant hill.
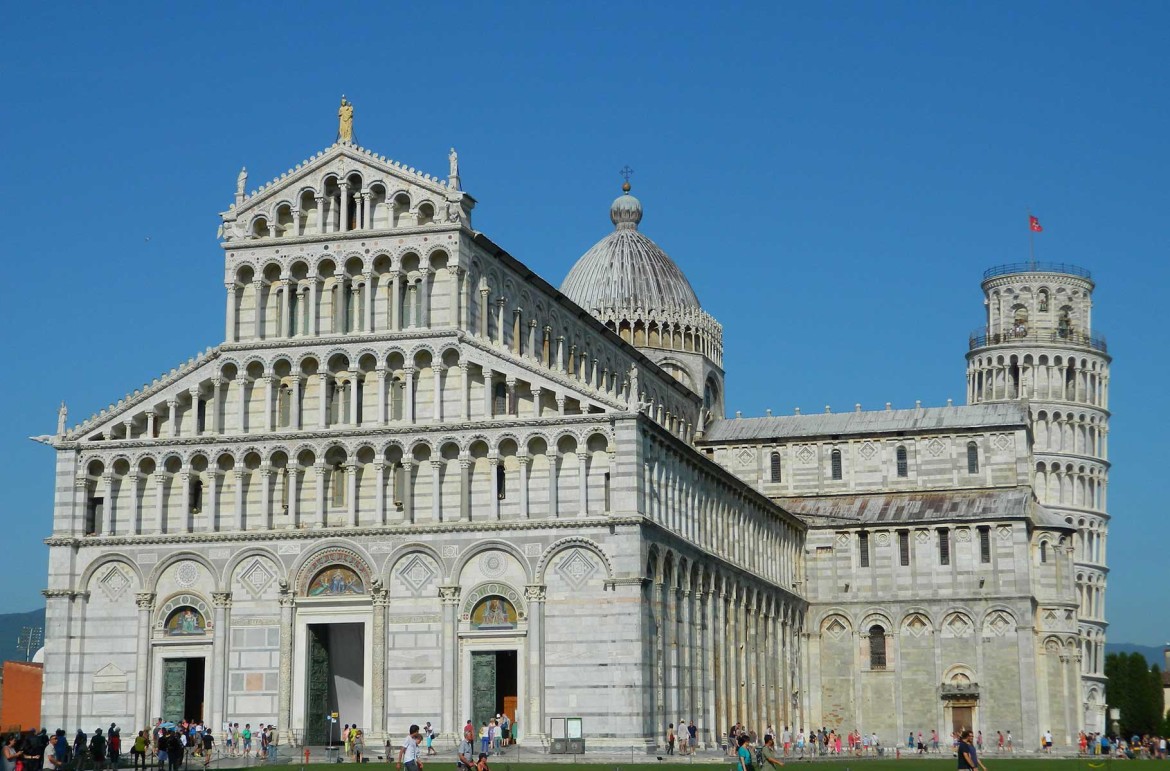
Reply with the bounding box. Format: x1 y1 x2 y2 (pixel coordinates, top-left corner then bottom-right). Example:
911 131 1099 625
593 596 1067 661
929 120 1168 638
0 609 46 662
1106 642 1168 669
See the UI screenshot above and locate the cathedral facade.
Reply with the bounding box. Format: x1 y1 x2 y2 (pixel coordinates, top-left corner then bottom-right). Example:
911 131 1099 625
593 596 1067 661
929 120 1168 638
37 109 1106 747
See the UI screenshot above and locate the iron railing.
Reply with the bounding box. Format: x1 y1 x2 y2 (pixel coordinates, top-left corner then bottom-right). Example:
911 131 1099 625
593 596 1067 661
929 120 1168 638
968 326 1107 353
983 262 1092 280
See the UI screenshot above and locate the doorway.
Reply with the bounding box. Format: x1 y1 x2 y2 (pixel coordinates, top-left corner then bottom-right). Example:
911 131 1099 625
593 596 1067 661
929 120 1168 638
950 704 975 735
471 650 518 733
161 658 205 722
304 623 365 745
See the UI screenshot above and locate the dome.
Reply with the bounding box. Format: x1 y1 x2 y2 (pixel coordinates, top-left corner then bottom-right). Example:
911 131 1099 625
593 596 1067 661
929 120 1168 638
560 184 701 312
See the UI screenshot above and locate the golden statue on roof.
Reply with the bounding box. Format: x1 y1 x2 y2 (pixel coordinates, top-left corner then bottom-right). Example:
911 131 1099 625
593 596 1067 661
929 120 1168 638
338 95 354 143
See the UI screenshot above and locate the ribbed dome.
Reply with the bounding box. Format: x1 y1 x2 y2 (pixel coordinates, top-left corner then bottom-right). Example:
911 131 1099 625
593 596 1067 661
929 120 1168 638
561 186 701 311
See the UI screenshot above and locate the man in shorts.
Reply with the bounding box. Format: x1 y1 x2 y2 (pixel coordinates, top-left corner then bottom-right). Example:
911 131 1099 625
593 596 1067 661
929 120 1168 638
688 721 698 755
242 725 252 757
201 731 214 768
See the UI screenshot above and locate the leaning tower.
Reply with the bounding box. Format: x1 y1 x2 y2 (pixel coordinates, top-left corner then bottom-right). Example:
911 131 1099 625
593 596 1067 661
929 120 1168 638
965 261 1110 732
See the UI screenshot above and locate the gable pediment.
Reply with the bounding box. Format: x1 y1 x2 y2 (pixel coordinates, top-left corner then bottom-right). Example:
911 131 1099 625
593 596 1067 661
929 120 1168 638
224 142 470 231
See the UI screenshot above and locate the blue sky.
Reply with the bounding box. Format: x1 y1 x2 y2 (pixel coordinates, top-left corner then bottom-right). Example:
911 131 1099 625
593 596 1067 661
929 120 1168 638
1 3 1166 643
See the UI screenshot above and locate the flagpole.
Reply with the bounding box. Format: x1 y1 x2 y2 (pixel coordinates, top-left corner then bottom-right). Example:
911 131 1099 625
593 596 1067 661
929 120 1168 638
1027 209 1036 269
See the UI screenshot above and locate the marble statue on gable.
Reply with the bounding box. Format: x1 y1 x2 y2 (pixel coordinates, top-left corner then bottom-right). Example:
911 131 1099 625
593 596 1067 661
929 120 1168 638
57 402 67 436
338 96 354 143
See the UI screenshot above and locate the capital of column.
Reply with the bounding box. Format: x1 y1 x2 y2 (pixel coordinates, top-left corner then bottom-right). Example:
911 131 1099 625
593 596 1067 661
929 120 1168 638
314 463 327 476
135 592 156 610
212 591 233 609
438 585 462 604
505 376 517 387
372 461 386 473
458 457 471 471
516 454 530 467
496 297 507 307
524 584 547 602
225 282 237 293
188 386 201 397
166 398 178 408
372 587 390 607
528 319 538 329
403 367 416 377
487 454 500 467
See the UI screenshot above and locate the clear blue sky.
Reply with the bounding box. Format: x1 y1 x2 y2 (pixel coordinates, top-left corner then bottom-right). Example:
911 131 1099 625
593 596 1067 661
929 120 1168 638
2 3 1166 644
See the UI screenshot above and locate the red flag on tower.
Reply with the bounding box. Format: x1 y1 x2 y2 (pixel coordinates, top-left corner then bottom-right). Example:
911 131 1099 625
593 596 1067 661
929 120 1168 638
1029 215 1043 232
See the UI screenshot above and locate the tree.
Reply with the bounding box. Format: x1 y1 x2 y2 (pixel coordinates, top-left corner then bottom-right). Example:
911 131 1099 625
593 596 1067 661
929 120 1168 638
1105 652 1165 736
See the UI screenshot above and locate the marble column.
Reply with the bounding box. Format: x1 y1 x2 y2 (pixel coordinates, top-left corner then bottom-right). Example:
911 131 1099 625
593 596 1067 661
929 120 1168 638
291 377 302 430
317 374 329 428
404 368 415 423
128 474 141 535
376 369 387 425
433 365 444 422
704 589 717 746
371 585 389 739
402 460 415 524
154 474 166 534
235 377 248 434
225 284 238 342
277 590 295 734
440 586 461 740
346 463 358 526
517 455 530 518
253 280 265 339
314 464 326 527
374 462 385 525
287 468 299 528
431 461 442 523
548 454 559 518
210 592 232 731
489 457 500 520
525 585 547 741
206 472 219 532
133 592 155 730
459 458 471 521
460 364 470 421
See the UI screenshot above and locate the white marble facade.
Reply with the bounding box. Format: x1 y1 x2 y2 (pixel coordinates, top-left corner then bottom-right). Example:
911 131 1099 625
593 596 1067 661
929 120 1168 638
39 118 1101 748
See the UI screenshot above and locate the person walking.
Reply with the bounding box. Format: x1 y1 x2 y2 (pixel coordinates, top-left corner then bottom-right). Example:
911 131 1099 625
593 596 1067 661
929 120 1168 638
424 723 436 757
396 725 423 771
666 724 675 755
957 730 987 771
200 731 213 768
353 730 364 765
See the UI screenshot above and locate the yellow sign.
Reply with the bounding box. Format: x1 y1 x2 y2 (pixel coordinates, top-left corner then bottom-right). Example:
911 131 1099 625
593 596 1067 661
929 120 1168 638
331 712 339 719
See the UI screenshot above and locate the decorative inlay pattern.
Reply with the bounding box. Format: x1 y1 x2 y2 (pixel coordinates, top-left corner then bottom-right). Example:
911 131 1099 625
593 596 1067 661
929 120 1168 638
927 438 945 457
397 555 436 595
239 559 276 599
859 441 877 460
479 552 506 578
99 566 131 601
554 549 598 590
175 562 199 588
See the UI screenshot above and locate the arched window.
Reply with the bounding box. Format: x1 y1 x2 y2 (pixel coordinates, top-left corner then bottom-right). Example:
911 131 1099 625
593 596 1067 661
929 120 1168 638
896 446 908 478
868 625 887 670
967 441 979 474
770 452 782 483
1040 541 1049 564
830 449 843 480
1038 290 1050 312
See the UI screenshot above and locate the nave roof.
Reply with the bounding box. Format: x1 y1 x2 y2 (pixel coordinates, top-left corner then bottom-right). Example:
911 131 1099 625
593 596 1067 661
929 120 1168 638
700 402 1029 443
777 487 1070 530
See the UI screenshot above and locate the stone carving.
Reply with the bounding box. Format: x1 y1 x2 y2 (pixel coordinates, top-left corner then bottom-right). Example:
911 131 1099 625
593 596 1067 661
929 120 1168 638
927 438 945 457
236 167 247 200
858 441 877 460
523 542 543 557
735 447 755 467
795 445 815 463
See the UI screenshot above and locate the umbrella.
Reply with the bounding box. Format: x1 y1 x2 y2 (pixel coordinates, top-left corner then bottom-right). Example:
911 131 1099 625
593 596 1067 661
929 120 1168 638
160 722 177 730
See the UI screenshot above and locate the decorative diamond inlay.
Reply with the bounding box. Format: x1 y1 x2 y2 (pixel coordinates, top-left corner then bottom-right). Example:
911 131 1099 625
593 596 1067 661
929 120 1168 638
99 566 130 601
905 614 929 637
398 555 436 594
859 441 877 460
824 618 847 639
555 549 598 590
927 438 945 457
946 614 971 636
735 447 755 467
994 434 1012 451
795 446 816 463
987 613 1011 637
916 530 930 544
239 559 275 598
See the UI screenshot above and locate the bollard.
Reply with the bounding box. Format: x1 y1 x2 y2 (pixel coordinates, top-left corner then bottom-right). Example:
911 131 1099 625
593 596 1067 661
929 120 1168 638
304 748 311 766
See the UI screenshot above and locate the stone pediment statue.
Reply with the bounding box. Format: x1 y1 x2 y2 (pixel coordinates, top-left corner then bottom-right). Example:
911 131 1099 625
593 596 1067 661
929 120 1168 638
236 167 247 199
338 95 354 143
57 401 68 436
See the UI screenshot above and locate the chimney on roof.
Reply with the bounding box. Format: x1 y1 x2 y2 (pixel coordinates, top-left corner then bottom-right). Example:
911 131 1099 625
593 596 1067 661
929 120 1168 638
794 407 801 415
947 398 954 407
765 409 772 417
825 405 831 413
735 411 742 419
855 403 862 412
885 402 892 411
